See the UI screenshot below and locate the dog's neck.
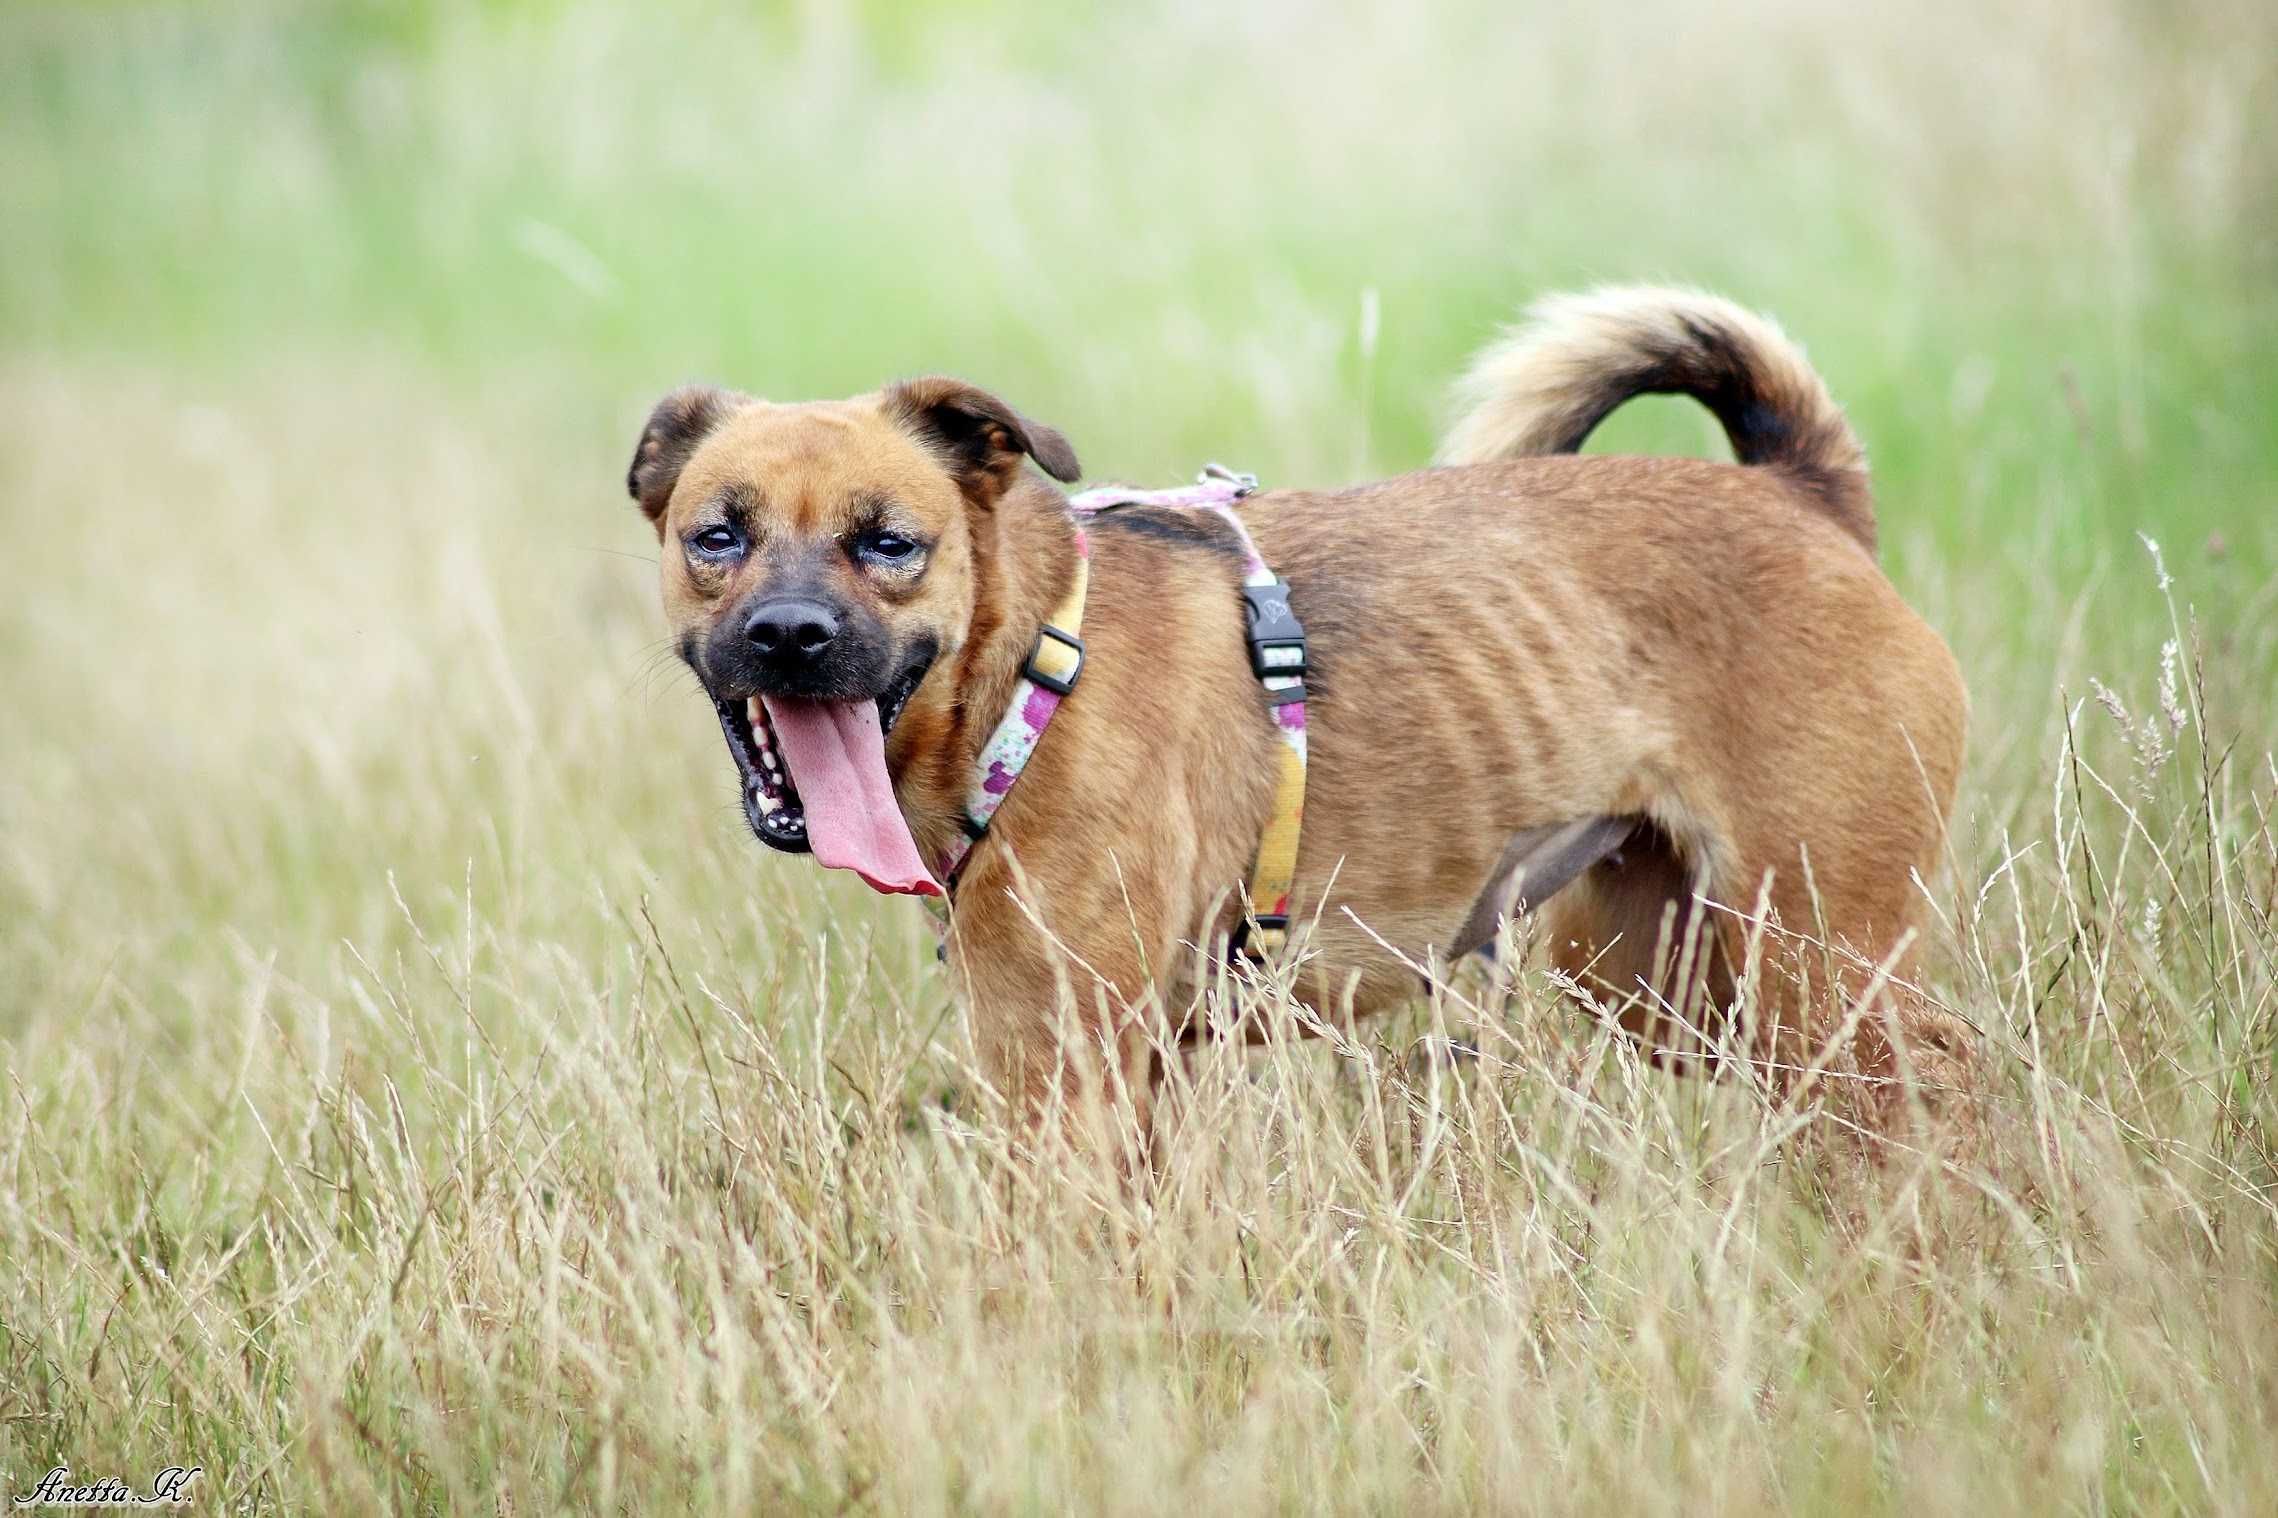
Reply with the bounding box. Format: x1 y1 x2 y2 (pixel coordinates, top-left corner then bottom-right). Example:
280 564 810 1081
891 473 1080 869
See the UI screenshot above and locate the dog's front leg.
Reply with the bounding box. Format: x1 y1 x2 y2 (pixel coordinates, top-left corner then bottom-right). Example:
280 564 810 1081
942 888 1166 1173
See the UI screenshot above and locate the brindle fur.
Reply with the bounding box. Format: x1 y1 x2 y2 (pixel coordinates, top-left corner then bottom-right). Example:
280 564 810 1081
629 287 1972 1152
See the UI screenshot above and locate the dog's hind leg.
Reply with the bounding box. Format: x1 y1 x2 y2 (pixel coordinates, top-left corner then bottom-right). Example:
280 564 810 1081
1698 825 1978 1153
1541 800 1976 1155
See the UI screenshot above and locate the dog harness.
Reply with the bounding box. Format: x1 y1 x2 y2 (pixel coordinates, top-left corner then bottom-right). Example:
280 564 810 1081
935 466 1310 962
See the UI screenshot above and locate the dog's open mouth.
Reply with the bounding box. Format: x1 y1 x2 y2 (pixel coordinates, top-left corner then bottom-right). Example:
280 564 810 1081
711 658 941 897
716 694 807 849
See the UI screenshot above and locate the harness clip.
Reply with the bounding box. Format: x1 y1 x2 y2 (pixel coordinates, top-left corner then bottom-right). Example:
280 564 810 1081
1227 913 1290 963
1242 583 1308 684
1023 624 1085 697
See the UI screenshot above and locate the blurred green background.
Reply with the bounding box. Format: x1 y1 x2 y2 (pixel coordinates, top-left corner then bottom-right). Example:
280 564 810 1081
5 0 2273 547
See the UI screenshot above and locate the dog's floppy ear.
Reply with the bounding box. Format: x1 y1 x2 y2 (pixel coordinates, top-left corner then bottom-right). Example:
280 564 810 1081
882 376 1081 501
627 385 752 533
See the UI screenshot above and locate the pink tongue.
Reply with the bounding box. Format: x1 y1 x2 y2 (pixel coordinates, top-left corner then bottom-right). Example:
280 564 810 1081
759 695 943 897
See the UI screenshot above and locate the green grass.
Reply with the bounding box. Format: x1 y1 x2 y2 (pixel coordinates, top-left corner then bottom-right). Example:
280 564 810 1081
2 0 2276 1511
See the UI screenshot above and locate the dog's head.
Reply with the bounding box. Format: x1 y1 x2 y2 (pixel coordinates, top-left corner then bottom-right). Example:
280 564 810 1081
628 377 1079 894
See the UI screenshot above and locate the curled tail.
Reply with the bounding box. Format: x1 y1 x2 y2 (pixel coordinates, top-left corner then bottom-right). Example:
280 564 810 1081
1437 287 1875 553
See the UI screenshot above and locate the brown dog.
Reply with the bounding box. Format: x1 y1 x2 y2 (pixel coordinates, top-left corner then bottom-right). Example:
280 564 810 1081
628 288 1971 1148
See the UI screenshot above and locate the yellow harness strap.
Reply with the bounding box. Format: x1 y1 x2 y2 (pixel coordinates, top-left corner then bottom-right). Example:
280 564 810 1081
1067 468 1308 965
1229 576 1308 962
935 532 1092 886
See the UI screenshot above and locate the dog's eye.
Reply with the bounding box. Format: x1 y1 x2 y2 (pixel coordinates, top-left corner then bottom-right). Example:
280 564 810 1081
860 531 921 564
688 526 744 558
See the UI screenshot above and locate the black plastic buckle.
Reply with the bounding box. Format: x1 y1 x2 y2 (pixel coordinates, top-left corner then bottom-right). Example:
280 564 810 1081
1226 913 1289 963
1023 624 1086 696
1242 583 1307 684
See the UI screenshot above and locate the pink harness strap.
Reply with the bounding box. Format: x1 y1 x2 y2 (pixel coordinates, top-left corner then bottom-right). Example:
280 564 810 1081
934 529 1090 884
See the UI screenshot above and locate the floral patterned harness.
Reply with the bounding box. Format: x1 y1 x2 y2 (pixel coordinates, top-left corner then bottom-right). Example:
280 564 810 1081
933 466 1309 964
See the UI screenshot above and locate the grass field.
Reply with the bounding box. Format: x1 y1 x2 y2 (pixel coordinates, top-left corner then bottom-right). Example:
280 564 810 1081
4 0 2277 1511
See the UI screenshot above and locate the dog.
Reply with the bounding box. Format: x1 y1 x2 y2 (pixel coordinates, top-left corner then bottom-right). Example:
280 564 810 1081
628 288 1972 1148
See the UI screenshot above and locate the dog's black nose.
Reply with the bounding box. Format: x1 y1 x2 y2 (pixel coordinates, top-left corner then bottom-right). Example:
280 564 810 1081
745 597 840 659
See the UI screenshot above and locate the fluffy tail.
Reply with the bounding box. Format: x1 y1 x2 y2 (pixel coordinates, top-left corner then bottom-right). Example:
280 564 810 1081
1437 287 1875 552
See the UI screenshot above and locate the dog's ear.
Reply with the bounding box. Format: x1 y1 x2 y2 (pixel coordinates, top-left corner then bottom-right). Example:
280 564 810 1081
882 376 1081 502
627 385 752 533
